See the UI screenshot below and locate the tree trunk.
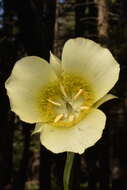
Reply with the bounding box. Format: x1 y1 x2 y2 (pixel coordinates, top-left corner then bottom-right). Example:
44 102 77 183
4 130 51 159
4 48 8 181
75 0 97 40
13 123 32 190
0 0 17 188
95 0 109 43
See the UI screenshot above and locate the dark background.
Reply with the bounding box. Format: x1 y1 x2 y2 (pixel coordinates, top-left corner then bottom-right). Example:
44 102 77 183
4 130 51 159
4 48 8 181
0 0 127 189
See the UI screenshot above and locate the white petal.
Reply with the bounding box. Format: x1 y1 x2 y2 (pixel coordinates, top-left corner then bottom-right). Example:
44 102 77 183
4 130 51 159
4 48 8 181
62 38 120 102
93 94 118 108
50 52 62 76
39 109 106 154
5 56 57 123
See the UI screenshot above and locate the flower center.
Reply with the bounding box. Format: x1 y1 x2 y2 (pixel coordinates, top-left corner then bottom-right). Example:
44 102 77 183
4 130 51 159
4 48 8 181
40 73 94 128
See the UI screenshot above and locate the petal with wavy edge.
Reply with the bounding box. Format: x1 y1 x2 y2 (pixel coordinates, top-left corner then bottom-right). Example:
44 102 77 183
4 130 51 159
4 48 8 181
5 56 57 123
62 38 120 103
39 109 106 154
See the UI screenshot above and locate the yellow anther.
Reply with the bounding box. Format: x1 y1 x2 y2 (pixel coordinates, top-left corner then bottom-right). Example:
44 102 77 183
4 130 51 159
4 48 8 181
48 99 61 106
54 114 64 123
74 89 83 100
68 114 75 122
80 106 89 110
60 84 68 98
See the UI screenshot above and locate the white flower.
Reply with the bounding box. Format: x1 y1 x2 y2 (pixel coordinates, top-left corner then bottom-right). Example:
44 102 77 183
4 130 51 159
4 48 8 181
5 38 120 154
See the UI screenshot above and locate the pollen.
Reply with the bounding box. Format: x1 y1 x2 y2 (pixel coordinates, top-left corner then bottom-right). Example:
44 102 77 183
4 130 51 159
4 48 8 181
39 72 95 128
80 106 89 110
68 114 75 122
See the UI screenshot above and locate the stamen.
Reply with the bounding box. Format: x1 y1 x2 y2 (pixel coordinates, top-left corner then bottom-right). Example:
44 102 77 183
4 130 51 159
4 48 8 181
60 84 68 98
80 106 89 110
48 99 61 106
74 89 83 100
54 114 64 123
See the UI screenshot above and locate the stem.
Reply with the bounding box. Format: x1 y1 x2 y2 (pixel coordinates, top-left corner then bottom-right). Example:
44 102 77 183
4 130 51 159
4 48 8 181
63 152 75 190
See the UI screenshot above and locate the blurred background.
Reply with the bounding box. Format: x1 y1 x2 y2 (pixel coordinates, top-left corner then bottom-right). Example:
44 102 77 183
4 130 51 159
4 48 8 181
0 0 127 189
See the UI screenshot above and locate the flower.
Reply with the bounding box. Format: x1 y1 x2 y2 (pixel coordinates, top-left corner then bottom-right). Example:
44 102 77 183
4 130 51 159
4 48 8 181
5 38 120 154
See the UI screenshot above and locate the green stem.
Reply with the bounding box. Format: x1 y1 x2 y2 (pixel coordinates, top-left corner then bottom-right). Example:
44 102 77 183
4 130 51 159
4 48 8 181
63 152 75 190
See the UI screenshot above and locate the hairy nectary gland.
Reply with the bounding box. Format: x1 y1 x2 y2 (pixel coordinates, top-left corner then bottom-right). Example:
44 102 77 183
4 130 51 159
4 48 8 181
40 73 94 128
